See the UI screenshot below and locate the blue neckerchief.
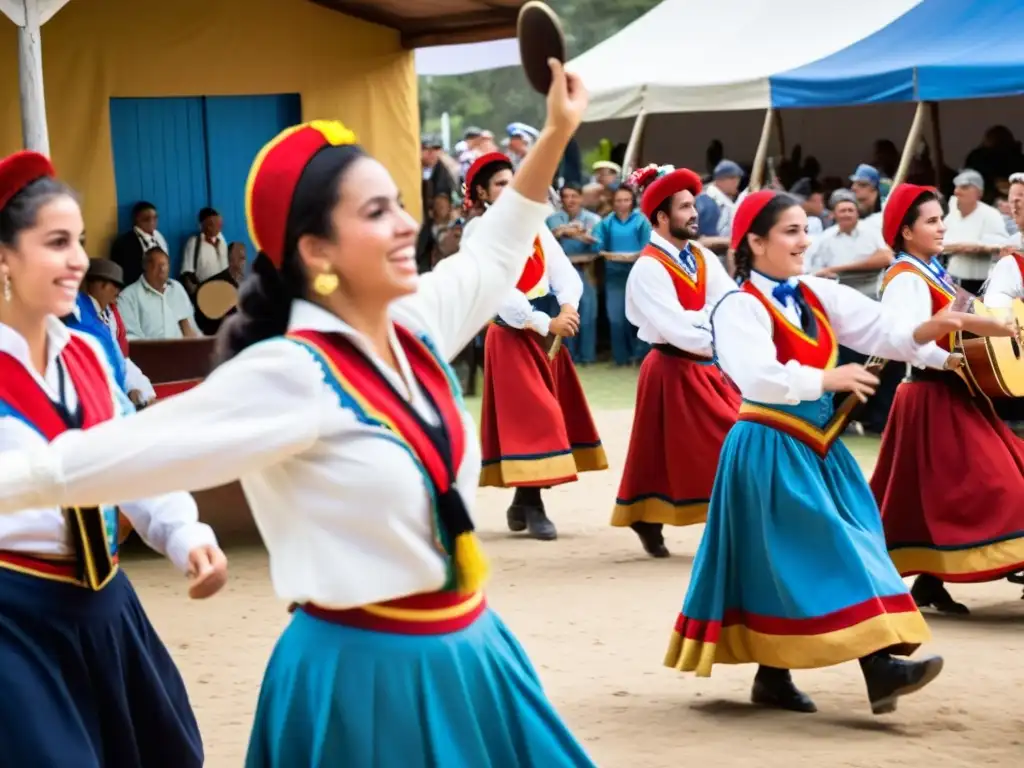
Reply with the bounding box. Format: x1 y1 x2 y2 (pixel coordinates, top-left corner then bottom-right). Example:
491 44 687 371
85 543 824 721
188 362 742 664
677 242 697 274
898 252 954 292
753 269 802 315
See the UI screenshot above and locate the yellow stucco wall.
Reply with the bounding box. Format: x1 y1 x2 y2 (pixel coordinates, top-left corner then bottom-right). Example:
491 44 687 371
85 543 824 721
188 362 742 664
0 0 421 254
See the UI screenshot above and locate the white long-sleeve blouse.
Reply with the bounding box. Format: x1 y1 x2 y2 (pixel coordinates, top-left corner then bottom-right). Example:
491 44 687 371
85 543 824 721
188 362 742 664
0 189 550 608
714 272 950 405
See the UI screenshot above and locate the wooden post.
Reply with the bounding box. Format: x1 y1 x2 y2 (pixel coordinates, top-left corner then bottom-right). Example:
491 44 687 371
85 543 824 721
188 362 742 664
892 101 928 189
925 101 945 190
1 0 74 155
748 108 775 191
17 0 48 154
622 108 647 177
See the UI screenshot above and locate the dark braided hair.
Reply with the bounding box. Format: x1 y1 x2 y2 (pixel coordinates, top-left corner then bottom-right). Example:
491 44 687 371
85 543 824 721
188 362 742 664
216 144 366 364
891 189 939 255
732 193 802 283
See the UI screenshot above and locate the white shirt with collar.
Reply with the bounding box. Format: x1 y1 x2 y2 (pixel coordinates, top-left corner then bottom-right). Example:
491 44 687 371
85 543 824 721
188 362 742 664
943 201 1010 281
713 271 950 406
117 277 196 340
134 227 168 254
805 221 889 297
0 189 550 608
982 245 1024 308
181 233 229 283
625 231 736 356
463 211 582 337
0 317 214 571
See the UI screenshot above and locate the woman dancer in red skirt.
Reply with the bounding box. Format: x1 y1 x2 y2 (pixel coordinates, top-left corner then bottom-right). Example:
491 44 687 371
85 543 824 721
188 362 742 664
464 155 607 541
872 183 1024 614
611 165 739 557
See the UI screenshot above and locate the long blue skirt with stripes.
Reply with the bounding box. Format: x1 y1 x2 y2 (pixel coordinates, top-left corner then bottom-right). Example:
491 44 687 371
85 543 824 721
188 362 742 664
0 567 203 767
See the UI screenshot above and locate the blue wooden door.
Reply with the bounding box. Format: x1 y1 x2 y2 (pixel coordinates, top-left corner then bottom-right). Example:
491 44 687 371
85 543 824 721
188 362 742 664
204 94 302 262
109 97 209 276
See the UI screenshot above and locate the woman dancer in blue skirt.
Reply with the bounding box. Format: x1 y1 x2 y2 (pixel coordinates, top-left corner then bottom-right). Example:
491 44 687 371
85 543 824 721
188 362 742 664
0 152 227 765
664 190 978 716
0 61 595 767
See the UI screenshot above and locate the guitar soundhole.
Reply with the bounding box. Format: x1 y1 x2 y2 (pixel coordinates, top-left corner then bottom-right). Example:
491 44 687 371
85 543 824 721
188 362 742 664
1013 337 1021 360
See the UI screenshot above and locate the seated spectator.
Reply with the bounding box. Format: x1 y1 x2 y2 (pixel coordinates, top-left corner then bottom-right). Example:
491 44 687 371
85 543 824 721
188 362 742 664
109 201 168 286
64 259 156 407
117 247 198 340
180 207 228 293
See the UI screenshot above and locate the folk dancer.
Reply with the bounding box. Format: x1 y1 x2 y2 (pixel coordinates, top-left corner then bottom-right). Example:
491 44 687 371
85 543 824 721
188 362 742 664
0 62 599 767
465 153 607 541
871 184 1024 615
611 165 740 557
0 151 226 766
665 190 972 715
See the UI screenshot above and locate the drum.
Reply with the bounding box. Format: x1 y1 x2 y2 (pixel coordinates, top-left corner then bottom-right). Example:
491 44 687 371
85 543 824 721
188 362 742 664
194 274 239 335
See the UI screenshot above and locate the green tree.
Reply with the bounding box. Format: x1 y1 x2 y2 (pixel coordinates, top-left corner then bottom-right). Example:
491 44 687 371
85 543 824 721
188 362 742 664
420 0 660 142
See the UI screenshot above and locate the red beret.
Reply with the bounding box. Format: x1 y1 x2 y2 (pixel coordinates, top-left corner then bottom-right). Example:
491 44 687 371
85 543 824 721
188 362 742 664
730 190 778 251
639 167 702 219
882 183 937 250
464 152 512 202
245 120 358 268
0 151 56 213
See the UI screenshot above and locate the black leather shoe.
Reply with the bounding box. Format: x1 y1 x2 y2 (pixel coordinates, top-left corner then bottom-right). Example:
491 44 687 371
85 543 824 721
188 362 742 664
861 654 944 715
506 504 527 532
751 668 817 713
911 574 969 615
630 522 670 558
525 507 557 541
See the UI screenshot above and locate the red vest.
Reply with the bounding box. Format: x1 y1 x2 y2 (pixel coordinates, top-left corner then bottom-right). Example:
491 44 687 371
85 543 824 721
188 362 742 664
881 258 956 351
740 280 838 369
641 242 707 310
1014 253 1024 283
517 236 546 294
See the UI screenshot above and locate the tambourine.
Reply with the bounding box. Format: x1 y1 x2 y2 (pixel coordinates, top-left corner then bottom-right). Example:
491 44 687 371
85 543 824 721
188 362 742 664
196 277 238 320
518 1 567 95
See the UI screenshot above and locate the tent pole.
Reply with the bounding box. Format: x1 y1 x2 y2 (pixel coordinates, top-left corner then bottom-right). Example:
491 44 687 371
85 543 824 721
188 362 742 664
749 108 775 191
892 101 927 189
925 101 945 190
772 109 786 161
622 108 647 177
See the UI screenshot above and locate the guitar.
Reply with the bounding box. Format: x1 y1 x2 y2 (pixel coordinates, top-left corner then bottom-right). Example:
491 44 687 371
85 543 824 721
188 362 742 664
957 297 1024 399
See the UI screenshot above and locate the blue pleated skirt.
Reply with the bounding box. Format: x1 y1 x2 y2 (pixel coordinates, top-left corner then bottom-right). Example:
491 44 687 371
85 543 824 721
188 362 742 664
665 397 931 676
246 607 595 768
0 566 203 767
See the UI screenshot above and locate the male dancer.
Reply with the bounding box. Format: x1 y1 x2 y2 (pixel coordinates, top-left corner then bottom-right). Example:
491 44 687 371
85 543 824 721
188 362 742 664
464 152 608 541
612 165 740 556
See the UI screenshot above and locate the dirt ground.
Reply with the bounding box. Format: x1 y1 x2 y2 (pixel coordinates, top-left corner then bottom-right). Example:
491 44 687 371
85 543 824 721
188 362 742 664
128 408 1024 767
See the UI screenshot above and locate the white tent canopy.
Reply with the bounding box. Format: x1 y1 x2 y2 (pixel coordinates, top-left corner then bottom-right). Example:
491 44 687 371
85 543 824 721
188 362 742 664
568 0 922 121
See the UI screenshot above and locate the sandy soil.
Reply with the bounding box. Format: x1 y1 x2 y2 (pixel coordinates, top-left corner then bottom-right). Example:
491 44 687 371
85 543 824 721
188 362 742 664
129 409 1024 767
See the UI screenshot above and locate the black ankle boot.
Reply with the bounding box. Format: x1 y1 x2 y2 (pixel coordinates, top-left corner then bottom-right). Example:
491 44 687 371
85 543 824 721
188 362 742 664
630 522 670 558
860 652 944 714
911 574 969 615
506 488 543 533
751 666 817 713
525 506 557 541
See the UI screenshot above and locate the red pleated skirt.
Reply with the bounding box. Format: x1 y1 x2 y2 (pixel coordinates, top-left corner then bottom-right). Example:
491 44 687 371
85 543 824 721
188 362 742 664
612 348 740 527
479 324 607 488
871 375 1024 581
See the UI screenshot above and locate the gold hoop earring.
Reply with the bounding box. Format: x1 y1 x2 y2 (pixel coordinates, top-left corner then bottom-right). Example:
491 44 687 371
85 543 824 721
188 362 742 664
313 268 339 297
